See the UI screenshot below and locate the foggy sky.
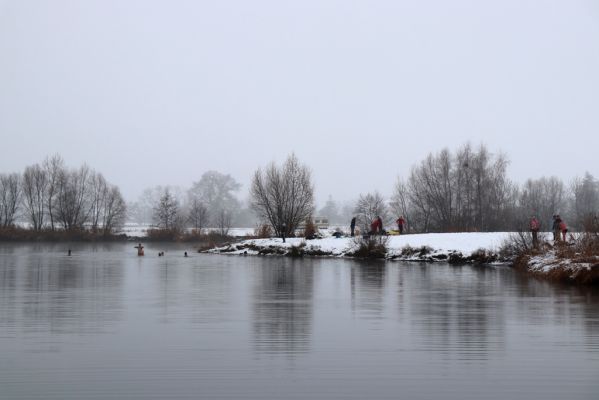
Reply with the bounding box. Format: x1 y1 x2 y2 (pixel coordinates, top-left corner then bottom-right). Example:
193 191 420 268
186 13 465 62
1 0 598 206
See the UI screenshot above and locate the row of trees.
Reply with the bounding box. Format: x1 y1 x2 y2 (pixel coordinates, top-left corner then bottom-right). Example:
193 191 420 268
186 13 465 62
340 144 598 233
245 147 598 237
0 155 126 234
3 145 596 239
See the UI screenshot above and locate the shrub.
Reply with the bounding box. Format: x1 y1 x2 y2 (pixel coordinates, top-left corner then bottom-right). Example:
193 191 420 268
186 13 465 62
348 236 388 259
400 245 433 257
288 242 306 258
254 224 273 239
303 218 318 239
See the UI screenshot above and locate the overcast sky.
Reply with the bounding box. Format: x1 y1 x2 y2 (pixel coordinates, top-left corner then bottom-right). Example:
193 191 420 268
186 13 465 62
1 0 598 205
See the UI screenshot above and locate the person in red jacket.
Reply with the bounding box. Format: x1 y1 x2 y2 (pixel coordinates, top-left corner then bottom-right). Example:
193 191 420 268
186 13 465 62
396 216 406 234
529 216 540 249
559 218 568 242
370 218 380 235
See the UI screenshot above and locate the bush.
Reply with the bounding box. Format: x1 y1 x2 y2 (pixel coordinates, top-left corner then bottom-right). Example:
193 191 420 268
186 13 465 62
303 218 318 239
253 224 273 239
348 236 388 259
288 242 306 258
499 231 537 259
400 245 433 257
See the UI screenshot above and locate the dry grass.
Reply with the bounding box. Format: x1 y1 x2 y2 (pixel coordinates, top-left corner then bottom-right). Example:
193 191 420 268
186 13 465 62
509 231 599 285
253 224 272 239
347 235 389 259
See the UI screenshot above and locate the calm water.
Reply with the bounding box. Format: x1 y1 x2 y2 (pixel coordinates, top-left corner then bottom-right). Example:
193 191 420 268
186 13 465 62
1 243 598 400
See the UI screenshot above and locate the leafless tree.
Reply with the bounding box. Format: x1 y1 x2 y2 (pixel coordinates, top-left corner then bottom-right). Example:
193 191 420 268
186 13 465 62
188 171 241 227
354 192 389 233
153 188 180 230
250 153 314 237
55 164 93 230
406 143 515 232
101 185 127 234
187 198 209 232
570 172 598 229
214 208 232 236
43 154 65 231
22 164 48 230
390 178 411 233
519 176 566 230
0 173 21 227
89 172 108 232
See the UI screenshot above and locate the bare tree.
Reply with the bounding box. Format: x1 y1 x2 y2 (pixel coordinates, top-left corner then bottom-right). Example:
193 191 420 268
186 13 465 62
405 143 514 232
102 185 127 235
188 171 241 227
153 188 180 230
55 164 92 230
214 208 232 236
0 173 21 227
43 154 65 231
519 176 566 230
571 172 598 229
390 178 411 233
187 198 209 232
89 172 108 232
250 153 314 237
22 164 48 230
354 192 389 233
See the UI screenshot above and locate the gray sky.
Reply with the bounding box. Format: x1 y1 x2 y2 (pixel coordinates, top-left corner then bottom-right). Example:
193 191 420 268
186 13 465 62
1 0 598 205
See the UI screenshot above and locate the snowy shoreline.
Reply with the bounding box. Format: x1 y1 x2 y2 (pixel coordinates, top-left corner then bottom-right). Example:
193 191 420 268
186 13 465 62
206 232 512 263
206 232 599 284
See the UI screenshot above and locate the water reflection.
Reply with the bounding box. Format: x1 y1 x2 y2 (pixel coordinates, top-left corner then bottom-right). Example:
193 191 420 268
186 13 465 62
405 264 506 360
350 261 387 319
1 244 599 400
252 258 314 356
0 244 125 337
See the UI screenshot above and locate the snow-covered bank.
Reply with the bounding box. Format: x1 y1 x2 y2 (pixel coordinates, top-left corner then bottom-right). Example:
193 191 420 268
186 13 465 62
206 232 513 263
518 249 599 284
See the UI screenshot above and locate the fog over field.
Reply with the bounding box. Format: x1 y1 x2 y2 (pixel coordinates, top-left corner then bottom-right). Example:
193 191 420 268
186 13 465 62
1 0 598 204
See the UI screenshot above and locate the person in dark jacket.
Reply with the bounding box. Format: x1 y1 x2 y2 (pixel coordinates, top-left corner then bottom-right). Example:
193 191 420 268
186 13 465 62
552 215 562 242
350 217 356 237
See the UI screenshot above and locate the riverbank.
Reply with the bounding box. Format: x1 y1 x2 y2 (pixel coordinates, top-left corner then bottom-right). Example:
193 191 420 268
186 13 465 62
0 227 128 242
206 232 599 284
512 234 599 284
206 232 511 263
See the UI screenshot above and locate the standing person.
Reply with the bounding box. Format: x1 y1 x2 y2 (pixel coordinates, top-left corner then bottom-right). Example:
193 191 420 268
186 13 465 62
396 216 406 235
559 218 568 242
350 217 356 237
377 216 383 235
280 222 287 243
370 218 380 235
134 243 144 256
529 216 540 249
551 215 560 242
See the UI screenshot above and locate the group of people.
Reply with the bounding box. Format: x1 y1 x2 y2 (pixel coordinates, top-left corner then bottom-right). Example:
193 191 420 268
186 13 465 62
529 214 568 249
349 216 407 237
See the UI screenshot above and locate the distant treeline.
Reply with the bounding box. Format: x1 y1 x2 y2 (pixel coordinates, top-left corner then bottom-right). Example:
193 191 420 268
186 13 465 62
0 155 126 237
2 144 598 241
386 144 598 232
311 144 598 233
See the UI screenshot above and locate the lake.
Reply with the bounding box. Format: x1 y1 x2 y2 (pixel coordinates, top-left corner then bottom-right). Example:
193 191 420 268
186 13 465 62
1 243 598 400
